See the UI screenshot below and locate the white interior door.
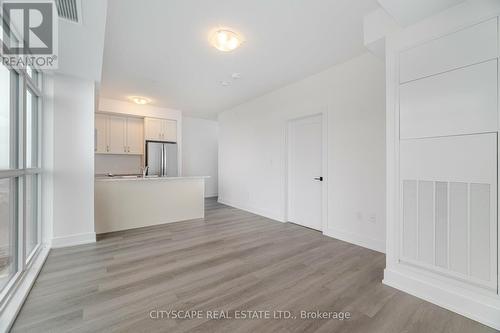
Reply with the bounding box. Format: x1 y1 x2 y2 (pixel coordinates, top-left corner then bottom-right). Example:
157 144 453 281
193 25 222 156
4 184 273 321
288 114 323 231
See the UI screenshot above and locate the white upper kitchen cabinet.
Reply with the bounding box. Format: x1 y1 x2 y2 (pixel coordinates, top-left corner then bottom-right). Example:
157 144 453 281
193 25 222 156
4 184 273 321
95 114 144 155
145 117 177 142
163 120 177 142
95 114 108 153
126 117 144 154
108 115 127 154
144 117 164 141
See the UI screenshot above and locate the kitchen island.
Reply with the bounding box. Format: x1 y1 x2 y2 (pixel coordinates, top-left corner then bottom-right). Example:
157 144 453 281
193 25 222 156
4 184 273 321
95 176 207 233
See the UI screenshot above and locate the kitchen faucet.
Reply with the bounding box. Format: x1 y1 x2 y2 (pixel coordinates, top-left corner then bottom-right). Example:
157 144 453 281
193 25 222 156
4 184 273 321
141 166 149 178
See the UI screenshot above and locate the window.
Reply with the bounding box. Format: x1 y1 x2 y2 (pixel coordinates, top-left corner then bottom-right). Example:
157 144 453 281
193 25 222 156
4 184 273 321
0 172 17 293
26 66 39 90
0 66 17 293
25 174 39 259
25 85 41 262
26 89 39 168
0 65 10 169
0 62 43 302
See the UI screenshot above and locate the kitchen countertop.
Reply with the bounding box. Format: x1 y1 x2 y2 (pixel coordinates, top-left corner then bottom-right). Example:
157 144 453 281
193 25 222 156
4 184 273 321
95 176 209 182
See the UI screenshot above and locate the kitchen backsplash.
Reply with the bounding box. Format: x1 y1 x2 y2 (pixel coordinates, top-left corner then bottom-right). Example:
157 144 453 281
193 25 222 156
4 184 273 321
95 154 142 175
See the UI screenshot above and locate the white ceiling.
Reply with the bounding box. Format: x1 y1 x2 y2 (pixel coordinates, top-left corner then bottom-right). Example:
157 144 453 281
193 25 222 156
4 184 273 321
56 0 107 81
100 0 379 119
377 0 465 27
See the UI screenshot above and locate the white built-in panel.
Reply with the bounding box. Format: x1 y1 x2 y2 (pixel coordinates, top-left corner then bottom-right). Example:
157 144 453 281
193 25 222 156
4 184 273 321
449 182 468 275
402 180 418 260
400 134 496 184
469 183 492 282
400 133 497 289
399 18 498 83
400 60 498 139
418 181 434 265
435 182 448 268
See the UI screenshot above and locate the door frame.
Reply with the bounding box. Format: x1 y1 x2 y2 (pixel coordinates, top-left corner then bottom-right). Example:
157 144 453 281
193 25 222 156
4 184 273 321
284 110 328 232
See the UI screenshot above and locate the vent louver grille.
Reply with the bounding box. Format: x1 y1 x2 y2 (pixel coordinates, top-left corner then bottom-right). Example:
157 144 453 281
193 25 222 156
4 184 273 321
55 0 81 23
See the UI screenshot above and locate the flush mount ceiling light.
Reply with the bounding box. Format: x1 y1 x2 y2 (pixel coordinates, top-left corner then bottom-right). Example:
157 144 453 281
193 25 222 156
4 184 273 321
129 96 151 105
210 29 243 52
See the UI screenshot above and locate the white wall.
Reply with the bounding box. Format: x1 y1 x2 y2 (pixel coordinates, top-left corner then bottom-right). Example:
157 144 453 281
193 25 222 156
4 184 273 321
50 74 96 247
218 52 386 252
182 117 218 197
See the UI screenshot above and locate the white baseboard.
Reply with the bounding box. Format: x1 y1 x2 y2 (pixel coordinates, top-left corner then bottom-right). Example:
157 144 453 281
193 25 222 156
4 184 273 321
51 232 96 248
205 193 218 198
323 227 385 253
217 198 285 222
383 267 500 330
0 246 50 332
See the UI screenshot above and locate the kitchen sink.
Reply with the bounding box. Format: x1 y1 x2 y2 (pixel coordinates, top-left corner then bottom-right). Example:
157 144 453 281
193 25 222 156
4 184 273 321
105 174 161 179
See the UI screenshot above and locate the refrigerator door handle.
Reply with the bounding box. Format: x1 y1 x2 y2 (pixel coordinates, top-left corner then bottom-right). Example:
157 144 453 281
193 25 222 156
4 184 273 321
161 144 164 176
160 144 164 176
163 144 167 176
164 144 167 176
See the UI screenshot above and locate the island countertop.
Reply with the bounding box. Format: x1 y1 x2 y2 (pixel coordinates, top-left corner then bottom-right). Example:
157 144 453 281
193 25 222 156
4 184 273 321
95 176 207 233
95 175 209 182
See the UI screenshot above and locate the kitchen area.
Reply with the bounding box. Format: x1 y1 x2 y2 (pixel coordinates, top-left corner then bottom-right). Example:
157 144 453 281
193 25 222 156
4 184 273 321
94 98 210 234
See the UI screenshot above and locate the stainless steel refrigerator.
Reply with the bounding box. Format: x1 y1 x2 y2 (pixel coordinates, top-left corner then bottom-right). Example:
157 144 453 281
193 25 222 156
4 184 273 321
145 141 178 177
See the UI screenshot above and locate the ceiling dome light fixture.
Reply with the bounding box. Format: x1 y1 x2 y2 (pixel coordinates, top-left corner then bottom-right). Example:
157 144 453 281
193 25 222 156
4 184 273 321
210 28 243 52
129 96 151 105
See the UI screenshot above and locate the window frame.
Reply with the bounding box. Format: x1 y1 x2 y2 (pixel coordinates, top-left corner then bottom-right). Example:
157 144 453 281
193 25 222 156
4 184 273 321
0 57 44 309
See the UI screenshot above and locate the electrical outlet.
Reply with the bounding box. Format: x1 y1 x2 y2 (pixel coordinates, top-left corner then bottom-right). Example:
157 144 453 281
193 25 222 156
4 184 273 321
369 214 376 224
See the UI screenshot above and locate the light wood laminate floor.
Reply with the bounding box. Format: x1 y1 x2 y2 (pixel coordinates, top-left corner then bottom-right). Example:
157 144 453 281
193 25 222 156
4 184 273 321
12 199 497 332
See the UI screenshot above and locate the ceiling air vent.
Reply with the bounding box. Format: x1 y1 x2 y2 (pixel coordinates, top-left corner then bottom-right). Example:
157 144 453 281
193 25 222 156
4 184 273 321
55 0 82 24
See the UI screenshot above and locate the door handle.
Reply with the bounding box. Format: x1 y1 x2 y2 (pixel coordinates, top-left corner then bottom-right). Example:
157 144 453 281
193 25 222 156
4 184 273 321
314 177 323 181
